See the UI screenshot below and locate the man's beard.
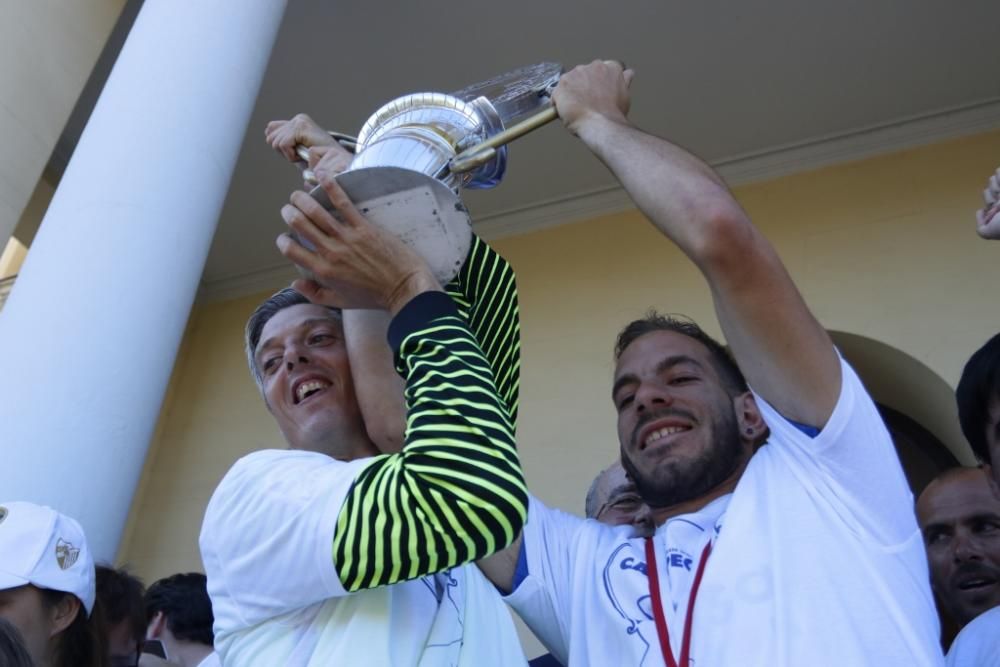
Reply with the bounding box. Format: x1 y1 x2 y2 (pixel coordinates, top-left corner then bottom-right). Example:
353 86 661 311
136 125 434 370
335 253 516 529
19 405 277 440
621 404 745 509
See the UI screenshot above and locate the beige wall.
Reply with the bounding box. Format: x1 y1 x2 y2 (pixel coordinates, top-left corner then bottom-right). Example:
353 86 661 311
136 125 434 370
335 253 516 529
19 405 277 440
120 130 1000 653
0 1 124 245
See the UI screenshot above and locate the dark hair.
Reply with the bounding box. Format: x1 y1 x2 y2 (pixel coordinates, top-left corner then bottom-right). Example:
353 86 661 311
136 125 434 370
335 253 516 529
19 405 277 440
0 618 34 667
144 573 214 647
956 331 1000 463
245 287 341 387
615 312 749 397
40 587 107 667
95 565 145 649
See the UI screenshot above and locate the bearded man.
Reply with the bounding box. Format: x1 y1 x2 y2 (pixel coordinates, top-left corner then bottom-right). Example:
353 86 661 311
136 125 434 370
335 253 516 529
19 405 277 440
477 60 945 667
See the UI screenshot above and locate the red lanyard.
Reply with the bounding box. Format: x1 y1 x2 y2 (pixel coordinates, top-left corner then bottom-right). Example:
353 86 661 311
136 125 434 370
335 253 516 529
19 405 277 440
644 537 712 667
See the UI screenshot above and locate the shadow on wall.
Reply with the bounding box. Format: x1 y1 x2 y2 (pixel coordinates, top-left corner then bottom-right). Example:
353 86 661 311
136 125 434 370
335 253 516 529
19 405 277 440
830 331 966 493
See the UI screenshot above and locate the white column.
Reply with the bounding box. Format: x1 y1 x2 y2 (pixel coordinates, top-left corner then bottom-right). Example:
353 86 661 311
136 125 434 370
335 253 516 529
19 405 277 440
0 0 287 561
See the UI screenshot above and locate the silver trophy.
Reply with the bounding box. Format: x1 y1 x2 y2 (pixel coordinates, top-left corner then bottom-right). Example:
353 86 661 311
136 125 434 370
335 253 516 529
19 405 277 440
294 62 562 285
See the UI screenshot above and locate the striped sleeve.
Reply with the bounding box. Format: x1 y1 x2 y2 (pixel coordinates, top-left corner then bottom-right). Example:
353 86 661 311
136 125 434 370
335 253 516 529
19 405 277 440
444 235 520 425
332 291 527 592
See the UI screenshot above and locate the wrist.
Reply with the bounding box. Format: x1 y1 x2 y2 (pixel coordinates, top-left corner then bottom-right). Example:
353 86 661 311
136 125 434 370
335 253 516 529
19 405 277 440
384 269 442 316
573 111 629 146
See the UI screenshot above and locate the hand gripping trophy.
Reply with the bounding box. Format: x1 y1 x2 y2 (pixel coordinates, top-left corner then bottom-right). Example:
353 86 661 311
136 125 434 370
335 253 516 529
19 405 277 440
281 62 563 285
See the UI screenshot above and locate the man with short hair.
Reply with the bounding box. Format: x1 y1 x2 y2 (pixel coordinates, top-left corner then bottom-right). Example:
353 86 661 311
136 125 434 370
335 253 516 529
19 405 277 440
144 573 217 667
95 565 146 667
916 466 1000 666
478 60 944 666
585 460 653 537
199 152 528 664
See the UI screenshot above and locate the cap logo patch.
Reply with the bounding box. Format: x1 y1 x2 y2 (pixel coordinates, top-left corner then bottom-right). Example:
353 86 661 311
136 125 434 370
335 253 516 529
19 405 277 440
55 538 80 570
0 507 6 524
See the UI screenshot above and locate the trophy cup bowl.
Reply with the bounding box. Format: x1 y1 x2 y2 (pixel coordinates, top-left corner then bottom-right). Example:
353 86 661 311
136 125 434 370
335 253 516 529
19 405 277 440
353 92 507 191
307 92 503 291
295 63 562 289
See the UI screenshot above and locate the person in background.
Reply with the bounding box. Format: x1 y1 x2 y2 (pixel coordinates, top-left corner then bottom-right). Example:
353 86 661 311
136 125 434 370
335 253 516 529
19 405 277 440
917 468 1000 625
956 332 1000 492
585 460 654 537
0 501 106 667
95 566 145 667
144 573 217 667
917 467 1000 666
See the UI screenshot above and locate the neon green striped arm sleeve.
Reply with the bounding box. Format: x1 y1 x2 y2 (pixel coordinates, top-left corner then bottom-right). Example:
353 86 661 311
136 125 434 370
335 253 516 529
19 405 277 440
332 291 527 592
444 235 520 425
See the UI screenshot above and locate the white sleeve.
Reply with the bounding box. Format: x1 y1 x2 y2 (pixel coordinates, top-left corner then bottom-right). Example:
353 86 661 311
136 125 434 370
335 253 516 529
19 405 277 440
503 496 590 666
200 450 373 630
753 355 918 546
946 607 1000 667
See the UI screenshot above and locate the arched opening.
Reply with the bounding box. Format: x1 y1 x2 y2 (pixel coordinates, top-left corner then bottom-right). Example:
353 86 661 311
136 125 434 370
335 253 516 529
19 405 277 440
830 331 970 493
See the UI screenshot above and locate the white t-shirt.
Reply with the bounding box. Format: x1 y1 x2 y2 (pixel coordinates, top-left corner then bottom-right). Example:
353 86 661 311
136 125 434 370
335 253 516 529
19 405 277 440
507 358 945 666
196 653 221 667
200 449 527 667
946 605 1000 666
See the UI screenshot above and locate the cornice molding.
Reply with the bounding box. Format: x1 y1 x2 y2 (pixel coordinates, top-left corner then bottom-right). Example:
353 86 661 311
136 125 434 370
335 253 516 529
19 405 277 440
199 98 1000 302
200 263 299 304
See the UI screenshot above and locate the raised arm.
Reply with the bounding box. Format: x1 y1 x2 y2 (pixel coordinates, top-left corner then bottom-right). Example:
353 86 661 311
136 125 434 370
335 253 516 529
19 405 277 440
339 236 521 454
278 174 527 592
553 62 840 427
267 112 521 453
266 113 411 453
444 235 521 424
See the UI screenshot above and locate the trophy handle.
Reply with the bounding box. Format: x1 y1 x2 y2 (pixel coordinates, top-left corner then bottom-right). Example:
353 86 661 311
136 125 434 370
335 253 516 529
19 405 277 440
447 104 558 175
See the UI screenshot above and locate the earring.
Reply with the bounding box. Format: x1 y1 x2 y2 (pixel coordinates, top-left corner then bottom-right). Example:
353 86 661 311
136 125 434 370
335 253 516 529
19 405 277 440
745 428 754 436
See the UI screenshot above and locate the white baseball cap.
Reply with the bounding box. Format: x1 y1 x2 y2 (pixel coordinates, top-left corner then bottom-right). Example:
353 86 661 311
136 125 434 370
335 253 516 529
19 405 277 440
0 501 95 615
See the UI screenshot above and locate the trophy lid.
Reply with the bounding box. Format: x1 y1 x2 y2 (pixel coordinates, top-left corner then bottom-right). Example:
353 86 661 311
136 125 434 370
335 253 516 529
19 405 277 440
354 92 507 191
451 62 562 127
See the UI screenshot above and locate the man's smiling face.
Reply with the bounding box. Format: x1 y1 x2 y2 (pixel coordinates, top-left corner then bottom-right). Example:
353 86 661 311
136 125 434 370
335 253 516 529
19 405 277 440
254 303 366 457
613 330 750 509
